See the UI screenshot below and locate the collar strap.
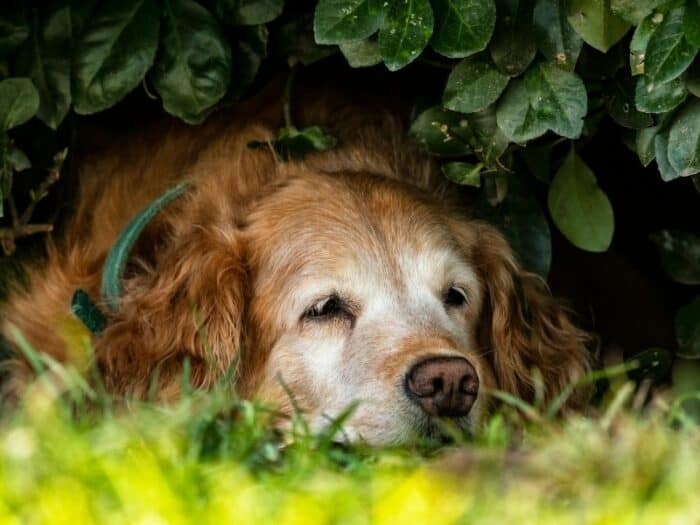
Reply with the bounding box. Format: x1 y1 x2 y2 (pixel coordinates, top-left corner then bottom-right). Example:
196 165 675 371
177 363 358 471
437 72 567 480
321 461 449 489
72 181 190 334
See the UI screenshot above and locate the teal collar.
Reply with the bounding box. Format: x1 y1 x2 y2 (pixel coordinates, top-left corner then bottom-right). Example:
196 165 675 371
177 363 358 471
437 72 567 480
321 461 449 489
71 182 190 335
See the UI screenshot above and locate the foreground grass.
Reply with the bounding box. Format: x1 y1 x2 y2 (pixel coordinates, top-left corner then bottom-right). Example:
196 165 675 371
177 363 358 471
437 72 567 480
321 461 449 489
1 369 699 525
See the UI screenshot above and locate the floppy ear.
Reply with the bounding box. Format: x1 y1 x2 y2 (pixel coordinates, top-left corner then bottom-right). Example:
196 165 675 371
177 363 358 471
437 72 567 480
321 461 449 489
95 215 247 400
461 221 592 409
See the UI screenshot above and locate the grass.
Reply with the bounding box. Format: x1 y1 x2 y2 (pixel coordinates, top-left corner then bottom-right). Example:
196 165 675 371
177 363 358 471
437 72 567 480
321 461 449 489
1 334 700 524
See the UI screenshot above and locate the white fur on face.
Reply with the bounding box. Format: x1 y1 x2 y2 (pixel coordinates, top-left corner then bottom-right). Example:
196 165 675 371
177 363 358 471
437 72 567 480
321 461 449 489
254 227 492 446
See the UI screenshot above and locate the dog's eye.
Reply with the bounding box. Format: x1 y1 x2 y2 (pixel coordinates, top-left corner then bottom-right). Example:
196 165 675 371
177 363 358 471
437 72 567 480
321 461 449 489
444 286 467 307
305 295 346 320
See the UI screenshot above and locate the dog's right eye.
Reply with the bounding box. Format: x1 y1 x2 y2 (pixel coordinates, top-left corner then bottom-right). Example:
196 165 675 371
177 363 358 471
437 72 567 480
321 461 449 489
305 295 345 320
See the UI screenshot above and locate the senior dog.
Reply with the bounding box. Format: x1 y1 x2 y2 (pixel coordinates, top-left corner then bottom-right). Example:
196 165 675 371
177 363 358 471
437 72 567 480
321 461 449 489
1 80 590 445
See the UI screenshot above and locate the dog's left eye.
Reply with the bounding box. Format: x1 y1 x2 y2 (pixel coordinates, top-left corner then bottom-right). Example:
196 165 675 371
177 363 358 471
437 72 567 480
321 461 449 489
305 295 347 320
444 286 467 307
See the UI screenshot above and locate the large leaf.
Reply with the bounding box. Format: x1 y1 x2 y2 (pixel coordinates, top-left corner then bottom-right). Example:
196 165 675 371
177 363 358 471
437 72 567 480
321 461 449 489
378 0 434 71
214 0 283 25
610 0 667 25
495 79 547 142
634 75 687 113
489 0 537 76
442 161 483 186
73 0 159 114
0 77 39 130
548 148 614 252
461 106 510 167
650 229 700 285
409 106 472 157
430 0 496 58
645 6 697 84
15 6 72 129
442 55 509 114
654 131 681 181
606 75 654 129
677 296 700 358
479 173 552 277
496 62 587 142
152 0 232 124
566 0 631 52
629 16 659 76
668 99 700 177
0 9 29 55
314 0 383 45
533 0 583 71
339 39 381 67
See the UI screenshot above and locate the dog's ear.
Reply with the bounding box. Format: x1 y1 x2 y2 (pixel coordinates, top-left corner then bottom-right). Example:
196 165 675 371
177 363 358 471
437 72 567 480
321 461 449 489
96 213 246 400
455 220 591 408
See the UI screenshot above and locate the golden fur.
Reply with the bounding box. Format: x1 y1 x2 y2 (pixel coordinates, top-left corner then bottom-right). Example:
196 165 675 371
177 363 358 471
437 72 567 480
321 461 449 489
1 82 590 442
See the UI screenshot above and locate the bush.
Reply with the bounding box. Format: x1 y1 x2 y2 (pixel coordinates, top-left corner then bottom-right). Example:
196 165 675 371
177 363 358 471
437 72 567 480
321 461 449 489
0 0 698 384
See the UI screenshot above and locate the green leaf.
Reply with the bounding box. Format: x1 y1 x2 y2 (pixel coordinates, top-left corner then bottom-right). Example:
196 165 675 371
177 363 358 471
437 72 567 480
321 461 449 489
430 0 496 58
606 75 654 129
629 15 659 76
271 126 338 160
441 161 483 186
645 6 698 84
73 0 159 114
0 77 39 130
378 0 434 71
409 106 472 157
214 0 283 25
479 173 552 277
0 9 29 55
533 0 583 71
15 6 72 130
462 106 510 166
339 39 382 67
496 62 587 142
668 99 700 176
635 111 675 166
442 55 509 114
7 144 30 172
684 0 700 47
611 0 668 24
489 0 537 76
650 229 700 284
229 25 268 99
152 0 232 125
277 14 337 67
634 75 687 113
567 0 631 52
496 79 548 142
676 296 700 358
548 148 614 252
655 131 681 181
314 0 383 45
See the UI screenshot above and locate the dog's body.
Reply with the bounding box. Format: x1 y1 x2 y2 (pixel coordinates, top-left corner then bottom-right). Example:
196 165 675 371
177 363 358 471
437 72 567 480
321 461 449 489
1 83 590 444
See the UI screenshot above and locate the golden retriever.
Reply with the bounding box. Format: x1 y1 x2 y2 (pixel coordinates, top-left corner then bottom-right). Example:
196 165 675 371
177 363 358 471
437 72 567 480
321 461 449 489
1 82 590 445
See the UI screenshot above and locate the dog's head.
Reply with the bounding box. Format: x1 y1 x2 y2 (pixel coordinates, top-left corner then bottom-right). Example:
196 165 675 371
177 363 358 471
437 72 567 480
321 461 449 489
100 171 590 445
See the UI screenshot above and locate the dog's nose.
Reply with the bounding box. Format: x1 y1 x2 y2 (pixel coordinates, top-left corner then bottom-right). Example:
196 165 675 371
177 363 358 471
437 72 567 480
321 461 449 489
405 356 479 418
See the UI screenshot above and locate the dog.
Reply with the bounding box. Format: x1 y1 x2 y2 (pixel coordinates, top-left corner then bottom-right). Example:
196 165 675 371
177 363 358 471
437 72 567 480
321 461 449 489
0 81 590 445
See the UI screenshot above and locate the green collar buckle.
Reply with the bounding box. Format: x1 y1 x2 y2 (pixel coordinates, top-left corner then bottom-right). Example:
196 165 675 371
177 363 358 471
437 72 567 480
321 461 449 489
71 182 190 335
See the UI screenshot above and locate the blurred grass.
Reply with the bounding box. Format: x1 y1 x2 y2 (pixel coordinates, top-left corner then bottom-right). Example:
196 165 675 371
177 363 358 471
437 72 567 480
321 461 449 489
0 345 699 525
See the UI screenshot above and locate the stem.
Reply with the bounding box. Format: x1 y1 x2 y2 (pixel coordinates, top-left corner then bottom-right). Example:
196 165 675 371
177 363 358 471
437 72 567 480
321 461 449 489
18 148 66 226
283 67 298 130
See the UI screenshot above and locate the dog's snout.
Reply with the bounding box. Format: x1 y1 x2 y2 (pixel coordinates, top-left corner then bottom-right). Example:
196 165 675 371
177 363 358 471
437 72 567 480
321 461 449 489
405 356 478 418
